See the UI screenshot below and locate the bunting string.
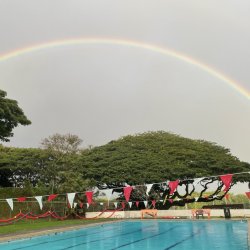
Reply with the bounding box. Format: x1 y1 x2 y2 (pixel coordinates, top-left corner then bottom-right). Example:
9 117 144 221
0 171 249 206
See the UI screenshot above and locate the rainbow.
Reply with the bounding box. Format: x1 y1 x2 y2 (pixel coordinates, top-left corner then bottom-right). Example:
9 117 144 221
0 37 249 100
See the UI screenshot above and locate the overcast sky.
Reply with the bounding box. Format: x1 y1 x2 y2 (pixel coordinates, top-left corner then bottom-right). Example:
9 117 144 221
0 0 250 165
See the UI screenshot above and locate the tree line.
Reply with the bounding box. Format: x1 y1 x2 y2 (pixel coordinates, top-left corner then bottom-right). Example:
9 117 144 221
0 89 249 199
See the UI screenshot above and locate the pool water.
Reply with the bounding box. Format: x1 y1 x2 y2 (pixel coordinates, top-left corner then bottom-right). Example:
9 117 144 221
0 220 248 250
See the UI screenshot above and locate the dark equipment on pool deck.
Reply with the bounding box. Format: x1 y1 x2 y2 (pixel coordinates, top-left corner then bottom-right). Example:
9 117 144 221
223 207 231 219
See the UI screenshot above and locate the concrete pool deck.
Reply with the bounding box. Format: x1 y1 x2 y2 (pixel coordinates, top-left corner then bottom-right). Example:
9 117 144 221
0 220 120 243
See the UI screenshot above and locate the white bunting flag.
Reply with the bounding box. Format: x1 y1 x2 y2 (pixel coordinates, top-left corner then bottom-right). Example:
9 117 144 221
73 202 77 208
128 202 132 208
35 196 43 210
146 184 153 195
193 178 203 187
113 202 117 208
195 197 199 202
143 201 148 208
86 203 89 209
67 193 76 208
102 189 113 201
6 198 13 211
100 202 103 206
160 200 163 203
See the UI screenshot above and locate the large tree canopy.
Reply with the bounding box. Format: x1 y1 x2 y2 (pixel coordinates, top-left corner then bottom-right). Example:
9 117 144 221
0 89 31 142
79 131 250 187
0 131 249 208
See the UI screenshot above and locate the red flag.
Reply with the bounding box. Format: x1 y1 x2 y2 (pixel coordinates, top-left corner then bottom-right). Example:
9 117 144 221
152 200 156 208
168 180 179 195
123 186 133 202
169 199 173 203
135 201 140 207
17 197 26 202
79 202 83 208
225 193 230 200
246 192 250 199
48 194 58 202
220 174 233 191
121 201 126 209
85 191 93 205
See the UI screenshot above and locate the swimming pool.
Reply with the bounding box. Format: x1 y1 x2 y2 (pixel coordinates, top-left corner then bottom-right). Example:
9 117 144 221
0 220 248 250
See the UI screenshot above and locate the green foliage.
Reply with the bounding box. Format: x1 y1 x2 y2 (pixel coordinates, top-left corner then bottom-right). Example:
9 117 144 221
79 131 250 185
40 133 92 193
0 145 52 187
0 131 249 206
0 89 31 142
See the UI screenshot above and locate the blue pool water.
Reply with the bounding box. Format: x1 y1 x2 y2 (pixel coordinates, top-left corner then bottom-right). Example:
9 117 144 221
0 220 248 250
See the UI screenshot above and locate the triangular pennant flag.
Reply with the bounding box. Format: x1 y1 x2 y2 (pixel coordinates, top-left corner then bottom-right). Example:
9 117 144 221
48 194 58 202
225 193 230 201
123 186 133 202
128 202 132 208
143 201 148 208
80 202 83 208
73 202 77 208
35 196 43 210
102 189 113 200
114 202 117 208
86 203 89 209
100 202 103 206
85 191 93 205
193 178 203 187
17 197 26 202
152 200 156 208
245 192 250 199
121 201 126 209
160 200 163 203
169 199 173 203
135 201 140 207
220 174 233 191
67 193 76 208
168 180 179 195
195 197 199 201
6 198 13 211
146 184 154 195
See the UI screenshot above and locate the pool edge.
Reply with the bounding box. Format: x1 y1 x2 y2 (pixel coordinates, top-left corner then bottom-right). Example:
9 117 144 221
0 220 122 243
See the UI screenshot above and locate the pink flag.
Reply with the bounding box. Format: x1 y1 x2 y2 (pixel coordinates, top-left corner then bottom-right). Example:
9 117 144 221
121 201 126 209
168 180 179 194
17 197 26 202
246 192 250 199
135 201 140 207
169 199 173 203
85 191 93 205
220 174 233 191
152 200 156 208
48 194 58 202
225 193 230 200
123 186 133 202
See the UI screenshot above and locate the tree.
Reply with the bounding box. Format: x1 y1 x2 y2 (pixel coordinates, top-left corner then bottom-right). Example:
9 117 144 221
40 133 89 192
0 145 50 187
78 131 250 207
79 131 250 186
0 89 31 142
41 133 83 156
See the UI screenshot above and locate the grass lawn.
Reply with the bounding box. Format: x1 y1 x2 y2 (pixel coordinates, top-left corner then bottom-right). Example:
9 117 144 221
0 218 115 235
